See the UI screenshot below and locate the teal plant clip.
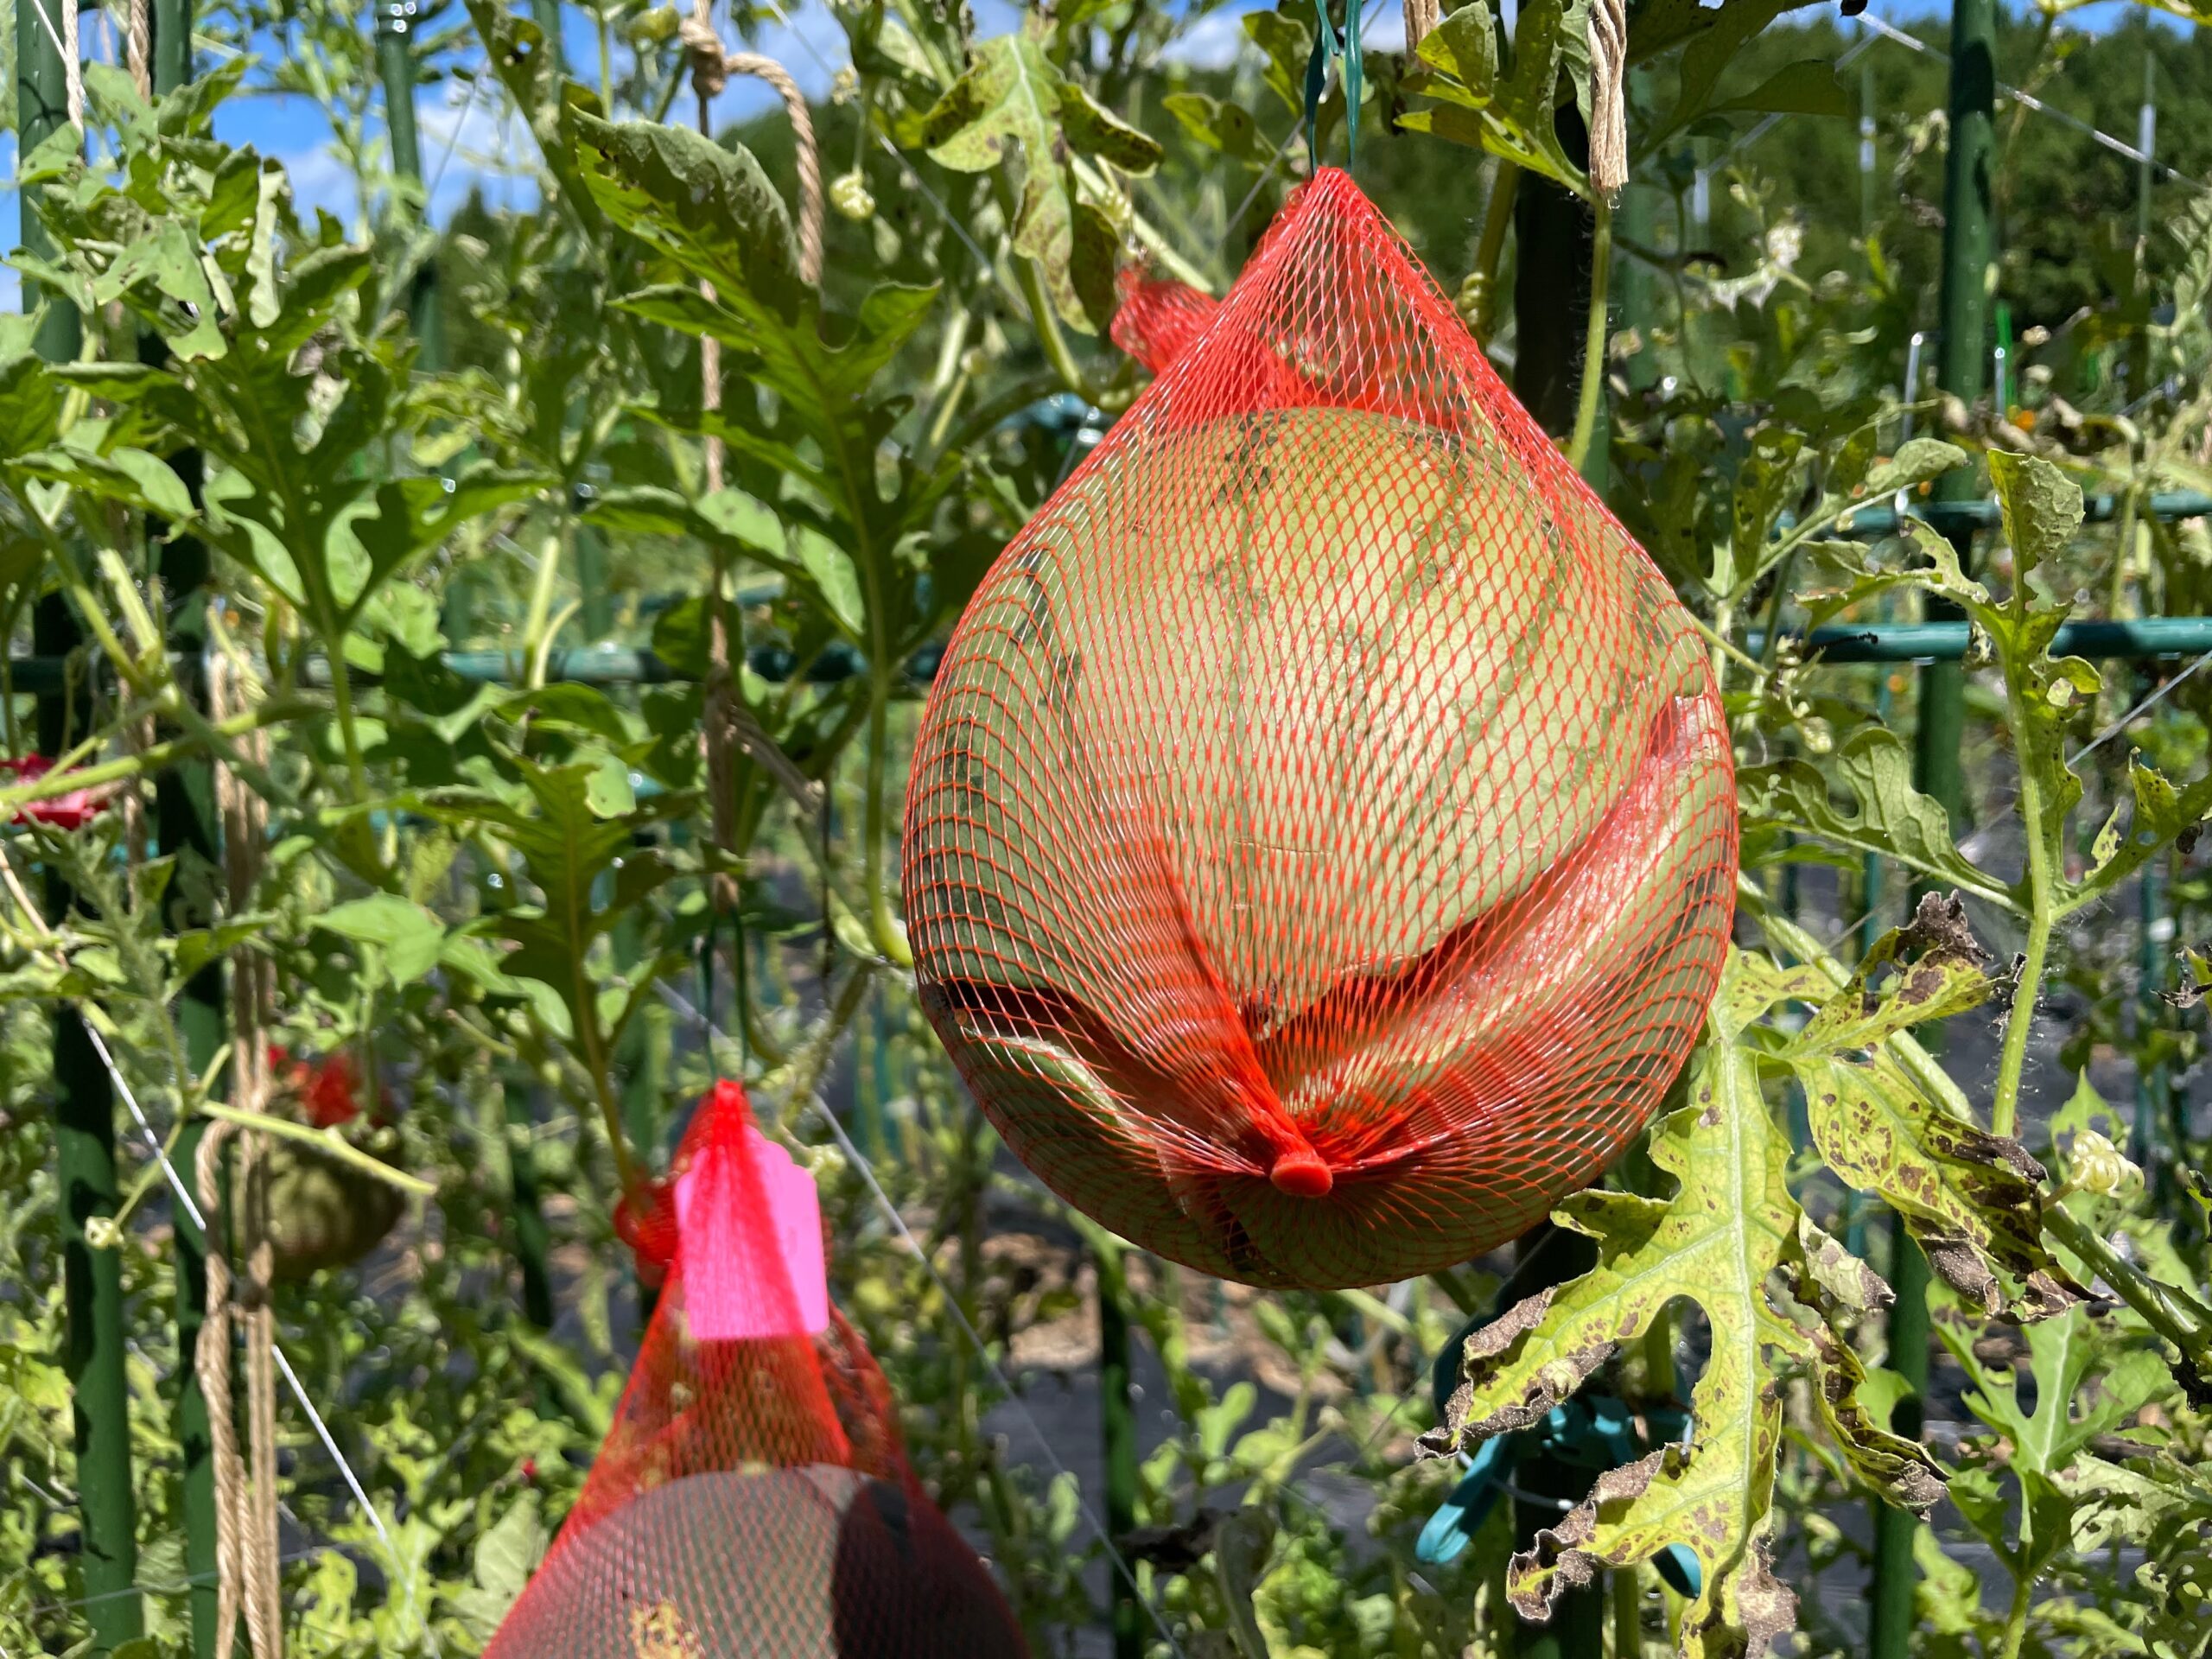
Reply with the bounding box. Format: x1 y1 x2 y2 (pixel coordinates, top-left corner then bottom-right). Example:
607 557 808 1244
1302 0 1363 171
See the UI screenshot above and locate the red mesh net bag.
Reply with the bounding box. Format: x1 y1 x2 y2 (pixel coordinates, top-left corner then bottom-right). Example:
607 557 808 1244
1110 263 1219 375
900 170 1737 1291
486 1082 1029 1658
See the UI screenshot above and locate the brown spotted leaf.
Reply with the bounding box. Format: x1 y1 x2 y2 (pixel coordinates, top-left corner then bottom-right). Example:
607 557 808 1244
1427 951 1941 1659
1778 914 2079 1320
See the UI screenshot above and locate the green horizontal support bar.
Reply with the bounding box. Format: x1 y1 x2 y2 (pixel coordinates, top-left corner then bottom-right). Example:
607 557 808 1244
3 641 948 696
12 617 2212 690
1749 617 2212 662
1827 490 2212 540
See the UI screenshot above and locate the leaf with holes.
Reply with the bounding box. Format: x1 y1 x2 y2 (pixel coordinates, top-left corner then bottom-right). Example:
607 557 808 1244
1421 951 1941 1659
1777 906 2080 1321
919 18 1160 330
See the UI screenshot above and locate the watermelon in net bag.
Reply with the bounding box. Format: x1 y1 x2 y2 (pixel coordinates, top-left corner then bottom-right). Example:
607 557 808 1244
901 171 1737 1291
485 1083 1028 1658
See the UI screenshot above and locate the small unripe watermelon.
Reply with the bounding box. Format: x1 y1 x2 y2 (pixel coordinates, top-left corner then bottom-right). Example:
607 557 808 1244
262 1139 404 1282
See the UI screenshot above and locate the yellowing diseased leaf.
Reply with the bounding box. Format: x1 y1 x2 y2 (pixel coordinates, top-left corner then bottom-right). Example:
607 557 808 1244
2088 800 2124 878
1421 951 1942 1659
1789 892 1997 1053
2076 753 2212 912
1777 906 2080 1321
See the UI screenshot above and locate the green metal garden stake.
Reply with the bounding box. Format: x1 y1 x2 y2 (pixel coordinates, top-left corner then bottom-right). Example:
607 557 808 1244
376 0 442 367
1871 2 1996 1644
35 591 146 1651
504 1073 556 1332
18 3 143 1646
139 3 230 1646
1096 1245 1142 1659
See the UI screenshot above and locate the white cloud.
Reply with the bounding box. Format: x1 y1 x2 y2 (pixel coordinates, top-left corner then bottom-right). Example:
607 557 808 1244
1362 0 1407 54
1163 8 1251 70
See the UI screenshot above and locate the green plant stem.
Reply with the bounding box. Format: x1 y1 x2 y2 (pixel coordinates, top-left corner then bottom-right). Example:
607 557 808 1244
48 552 156 700
1756 555 1806 685
1070 156 1213 292
1989 906 2051 1143
1467 162 1520 340
861 664 908 965
0 698 319 817
2042 1200 2212 1362
321 626 372 799
1092 1236 1143 1659
194 1103 436 1196
1683 604 1764 682
521 523 566 686
1992 662 2059 1143
1565 198 1613 474
1707 599 1737 696
1611 1561 1643 1659
109 1117 186 1230
1997 1571 2032 1659
1015 254 1101 406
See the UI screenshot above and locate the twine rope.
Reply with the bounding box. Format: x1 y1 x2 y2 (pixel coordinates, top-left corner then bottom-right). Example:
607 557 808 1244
1402 0 1440 53
677 16 824 285
61 0 83 130
127 0 151 100
199 654 283 1659
26 0 88 132
681 5 823 914
1586 0 1629 196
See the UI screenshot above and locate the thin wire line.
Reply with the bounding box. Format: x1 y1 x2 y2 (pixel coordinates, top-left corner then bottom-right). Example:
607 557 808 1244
810 1100 1195 1659
79 1020 403 1565
1858 11 2207 191
423 57 486 202
37 1545 340 1615
2069 642 2212 768
654 978 1193 1659
1699 29 1882 175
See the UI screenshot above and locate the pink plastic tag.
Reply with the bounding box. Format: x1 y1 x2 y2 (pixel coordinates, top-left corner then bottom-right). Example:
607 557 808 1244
675 1125 830 1341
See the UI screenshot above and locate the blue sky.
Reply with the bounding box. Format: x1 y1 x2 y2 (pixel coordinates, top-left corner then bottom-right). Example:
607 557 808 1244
0 0 2193 306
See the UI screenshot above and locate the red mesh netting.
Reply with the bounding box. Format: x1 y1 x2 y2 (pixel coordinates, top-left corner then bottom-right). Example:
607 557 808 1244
901 171 1737 1290
1109 264 1219 375
486 1083 1029 1658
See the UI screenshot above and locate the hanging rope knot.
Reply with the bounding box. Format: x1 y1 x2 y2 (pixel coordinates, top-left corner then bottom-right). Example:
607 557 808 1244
678 12 732 99
1587 0 1630 197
